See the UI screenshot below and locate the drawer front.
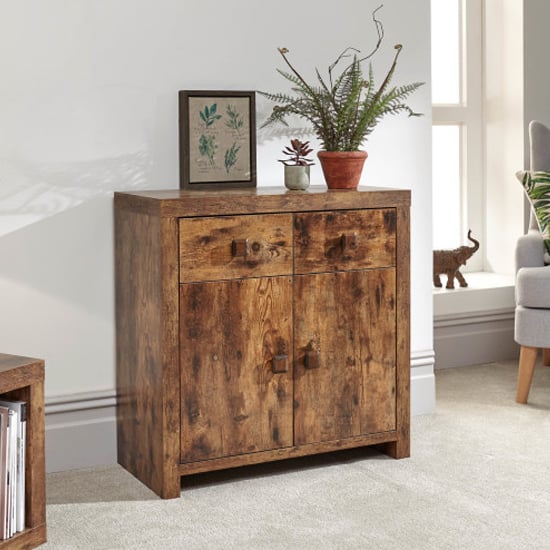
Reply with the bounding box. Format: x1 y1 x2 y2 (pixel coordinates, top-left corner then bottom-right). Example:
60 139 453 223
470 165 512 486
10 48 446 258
294 209 396 274
179 214 293 282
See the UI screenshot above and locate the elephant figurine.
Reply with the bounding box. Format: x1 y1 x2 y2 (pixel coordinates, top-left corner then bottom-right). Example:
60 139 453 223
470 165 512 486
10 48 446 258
433 230 480 289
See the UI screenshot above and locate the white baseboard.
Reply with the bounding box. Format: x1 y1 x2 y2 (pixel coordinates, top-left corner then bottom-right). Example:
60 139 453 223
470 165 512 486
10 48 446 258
411 349 436 415
45 390 117 473
434 308 519 369
45 349 437 472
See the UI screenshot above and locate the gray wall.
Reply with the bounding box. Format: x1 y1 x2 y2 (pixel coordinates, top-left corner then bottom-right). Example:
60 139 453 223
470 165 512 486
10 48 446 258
524 0 550 136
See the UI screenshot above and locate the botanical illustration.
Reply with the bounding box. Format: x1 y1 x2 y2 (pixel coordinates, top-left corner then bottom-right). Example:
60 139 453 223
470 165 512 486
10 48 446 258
187 95 251 183
198 134 217 167
224 142 241 173
225 104 244 134
199 104 222 128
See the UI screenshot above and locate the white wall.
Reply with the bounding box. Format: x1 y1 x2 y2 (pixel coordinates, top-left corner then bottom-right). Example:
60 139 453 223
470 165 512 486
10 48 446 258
0 0 433 468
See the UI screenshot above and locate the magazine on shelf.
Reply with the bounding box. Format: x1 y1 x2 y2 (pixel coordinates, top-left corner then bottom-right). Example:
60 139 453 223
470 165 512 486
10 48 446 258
0 407 7 540
0 399 26 535
8 409 16 537
0 407 15 538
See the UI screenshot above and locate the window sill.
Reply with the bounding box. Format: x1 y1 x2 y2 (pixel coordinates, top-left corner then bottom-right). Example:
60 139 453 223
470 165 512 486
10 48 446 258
433 272 515 319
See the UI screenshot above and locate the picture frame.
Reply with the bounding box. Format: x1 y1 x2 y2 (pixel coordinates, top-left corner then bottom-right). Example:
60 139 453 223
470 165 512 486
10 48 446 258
179 90 257 189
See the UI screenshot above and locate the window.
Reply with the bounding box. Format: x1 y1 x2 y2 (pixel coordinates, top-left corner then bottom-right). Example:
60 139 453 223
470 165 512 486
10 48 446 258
431 0 483 271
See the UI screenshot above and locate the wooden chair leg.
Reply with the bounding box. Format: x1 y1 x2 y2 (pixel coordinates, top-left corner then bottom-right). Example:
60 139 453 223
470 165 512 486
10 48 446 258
543 348 550 367
516 346 538 404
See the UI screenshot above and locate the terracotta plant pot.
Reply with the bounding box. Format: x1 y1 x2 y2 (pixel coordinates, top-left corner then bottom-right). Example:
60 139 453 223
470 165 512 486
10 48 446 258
317 151 368 189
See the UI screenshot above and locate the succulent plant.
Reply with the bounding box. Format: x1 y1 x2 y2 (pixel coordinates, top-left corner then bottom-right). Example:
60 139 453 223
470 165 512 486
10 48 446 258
279 139 315 166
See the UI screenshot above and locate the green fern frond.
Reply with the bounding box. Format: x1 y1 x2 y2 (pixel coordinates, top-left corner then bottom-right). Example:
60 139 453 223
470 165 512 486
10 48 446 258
260 32 424 151
316 68 331 95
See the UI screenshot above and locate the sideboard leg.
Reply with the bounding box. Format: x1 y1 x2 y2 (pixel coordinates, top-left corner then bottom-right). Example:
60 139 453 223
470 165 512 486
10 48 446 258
160 475 181 499
383 437 410 459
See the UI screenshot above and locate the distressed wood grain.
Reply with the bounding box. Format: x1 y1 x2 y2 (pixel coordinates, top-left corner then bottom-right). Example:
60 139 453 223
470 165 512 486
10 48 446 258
294 209 396 274
385 205 410 458
293 269 396 445
114 186 411 218
180 277 293 461
115 211 181 498
115 187 410 498
179 214 292 282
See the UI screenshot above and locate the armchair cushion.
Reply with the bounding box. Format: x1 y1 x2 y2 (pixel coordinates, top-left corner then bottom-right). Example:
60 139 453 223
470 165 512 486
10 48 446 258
517 170 550 264
516 265 550 308
516 229 546 270
515 305 550 347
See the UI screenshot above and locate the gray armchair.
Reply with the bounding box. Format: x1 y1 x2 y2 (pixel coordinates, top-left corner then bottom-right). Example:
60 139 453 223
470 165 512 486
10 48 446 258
515 120 550 403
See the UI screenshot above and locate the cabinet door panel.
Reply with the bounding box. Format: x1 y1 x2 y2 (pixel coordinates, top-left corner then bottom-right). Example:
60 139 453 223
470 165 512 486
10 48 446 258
180 277 293 462
294 269 396 445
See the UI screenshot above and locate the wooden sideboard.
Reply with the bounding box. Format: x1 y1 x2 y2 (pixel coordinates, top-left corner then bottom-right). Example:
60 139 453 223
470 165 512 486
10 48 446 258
114 186 410 499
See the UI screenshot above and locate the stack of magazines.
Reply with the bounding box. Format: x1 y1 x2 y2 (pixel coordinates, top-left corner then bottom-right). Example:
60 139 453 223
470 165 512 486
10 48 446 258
0 399 26 540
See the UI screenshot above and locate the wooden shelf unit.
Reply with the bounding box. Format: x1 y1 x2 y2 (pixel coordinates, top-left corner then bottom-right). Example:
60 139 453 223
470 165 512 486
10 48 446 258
0 354 46 549
115 186 411 499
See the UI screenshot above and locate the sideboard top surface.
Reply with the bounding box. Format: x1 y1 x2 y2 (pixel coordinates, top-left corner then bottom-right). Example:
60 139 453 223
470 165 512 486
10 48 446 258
114 185 411 218
0 353 44 373
0 353 44 394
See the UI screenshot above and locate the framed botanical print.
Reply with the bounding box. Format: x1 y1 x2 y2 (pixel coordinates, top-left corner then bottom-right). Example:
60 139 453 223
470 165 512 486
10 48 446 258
179 90 256 189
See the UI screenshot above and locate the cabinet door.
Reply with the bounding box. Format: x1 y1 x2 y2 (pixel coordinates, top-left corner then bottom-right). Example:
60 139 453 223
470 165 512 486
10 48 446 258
180 276 293 462
294 269 396 445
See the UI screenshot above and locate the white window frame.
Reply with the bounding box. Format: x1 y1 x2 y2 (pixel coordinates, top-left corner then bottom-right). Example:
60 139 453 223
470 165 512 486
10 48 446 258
432 0 484 272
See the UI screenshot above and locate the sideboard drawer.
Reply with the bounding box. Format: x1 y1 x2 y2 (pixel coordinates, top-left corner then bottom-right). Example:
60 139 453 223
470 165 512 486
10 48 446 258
294 209 396 274
179 214 293 282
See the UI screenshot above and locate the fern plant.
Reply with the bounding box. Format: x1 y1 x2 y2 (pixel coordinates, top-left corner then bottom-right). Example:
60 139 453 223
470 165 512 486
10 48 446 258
259 9 424 152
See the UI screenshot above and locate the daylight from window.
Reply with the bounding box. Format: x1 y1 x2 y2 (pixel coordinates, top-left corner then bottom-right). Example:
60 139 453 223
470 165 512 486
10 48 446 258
431 0 460 105
431 0 467 251
432 125 461 249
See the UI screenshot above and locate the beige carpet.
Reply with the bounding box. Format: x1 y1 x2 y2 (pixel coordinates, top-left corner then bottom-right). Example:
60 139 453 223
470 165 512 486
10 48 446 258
43 360 550 549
